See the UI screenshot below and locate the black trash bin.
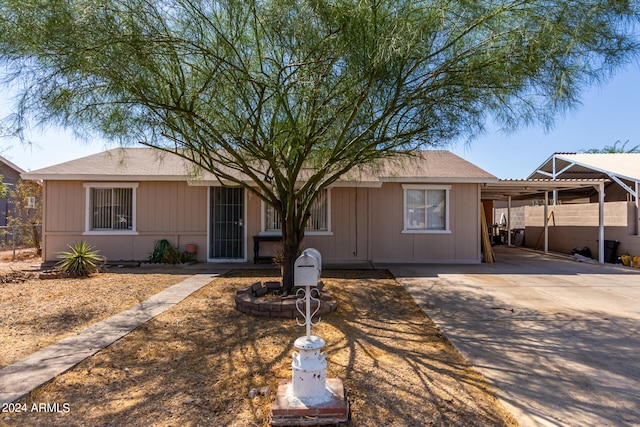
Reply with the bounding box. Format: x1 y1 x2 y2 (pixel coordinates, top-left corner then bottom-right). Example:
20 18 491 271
603 240 620 264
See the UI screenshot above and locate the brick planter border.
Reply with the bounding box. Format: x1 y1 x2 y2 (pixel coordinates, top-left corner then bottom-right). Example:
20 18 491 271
234 282 337 319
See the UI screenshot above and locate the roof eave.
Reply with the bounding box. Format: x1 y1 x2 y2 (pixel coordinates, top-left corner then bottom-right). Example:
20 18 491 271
21 173 192 181
379 176 499 184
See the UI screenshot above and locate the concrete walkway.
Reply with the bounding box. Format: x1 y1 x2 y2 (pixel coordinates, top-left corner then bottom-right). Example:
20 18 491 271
0 272 224 405
388 247 640 427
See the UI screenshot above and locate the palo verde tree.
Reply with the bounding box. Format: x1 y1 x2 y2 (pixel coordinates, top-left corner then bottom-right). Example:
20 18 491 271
0 0 638 291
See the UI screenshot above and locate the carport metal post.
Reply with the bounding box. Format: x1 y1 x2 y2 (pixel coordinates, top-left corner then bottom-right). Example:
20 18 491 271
636 181 639 236
507 196 512 246
544 191 549 253
598 182 604 263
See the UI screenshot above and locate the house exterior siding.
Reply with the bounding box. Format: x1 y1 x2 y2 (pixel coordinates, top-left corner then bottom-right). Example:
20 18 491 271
302 187 369 262
42 181 208 262
0 157 26 227
368 182 480 263
39 180 483 264
27 148 494 264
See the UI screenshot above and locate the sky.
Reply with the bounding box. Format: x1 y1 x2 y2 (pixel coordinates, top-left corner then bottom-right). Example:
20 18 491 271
1 63 640 179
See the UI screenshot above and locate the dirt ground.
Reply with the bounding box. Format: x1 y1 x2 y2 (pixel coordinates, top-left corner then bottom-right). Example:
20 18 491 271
0 249 192 369
0 251 518 426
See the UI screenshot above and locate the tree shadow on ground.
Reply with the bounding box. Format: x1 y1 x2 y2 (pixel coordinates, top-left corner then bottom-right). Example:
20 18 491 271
403 276 640 427
5 270 515 427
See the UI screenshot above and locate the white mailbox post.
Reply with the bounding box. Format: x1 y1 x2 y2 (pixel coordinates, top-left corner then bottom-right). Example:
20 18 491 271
290 250 329 400
272 248 348 424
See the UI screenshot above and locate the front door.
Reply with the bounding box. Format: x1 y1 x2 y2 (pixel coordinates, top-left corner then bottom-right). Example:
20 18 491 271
209 187 245 260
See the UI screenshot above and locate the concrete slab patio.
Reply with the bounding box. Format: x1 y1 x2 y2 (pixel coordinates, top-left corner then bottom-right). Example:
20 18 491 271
0 271 226 405
388 247 640 427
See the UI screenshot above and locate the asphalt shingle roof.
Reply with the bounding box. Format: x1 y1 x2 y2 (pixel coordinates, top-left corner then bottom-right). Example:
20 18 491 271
22 148 497 185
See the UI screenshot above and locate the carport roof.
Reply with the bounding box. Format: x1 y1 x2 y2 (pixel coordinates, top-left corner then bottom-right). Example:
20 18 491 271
529 152 640 182
527 153 640 199
481 178 608 201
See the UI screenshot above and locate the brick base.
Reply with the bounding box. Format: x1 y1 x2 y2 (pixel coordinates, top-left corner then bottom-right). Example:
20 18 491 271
271 378 349 426
234 282 337 319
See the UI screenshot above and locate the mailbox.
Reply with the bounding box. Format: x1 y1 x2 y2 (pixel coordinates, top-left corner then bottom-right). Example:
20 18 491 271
294 250 320 287
302 248 322 278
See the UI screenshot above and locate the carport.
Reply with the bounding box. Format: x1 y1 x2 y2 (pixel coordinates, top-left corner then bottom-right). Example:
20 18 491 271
530 153 640 235
481 179 609 262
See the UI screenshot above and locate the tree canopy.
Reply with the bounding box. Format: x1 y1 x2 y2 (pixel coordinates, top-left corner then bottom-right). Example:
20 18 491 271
1 0 638 288
583 139 640 153
0 177 6 199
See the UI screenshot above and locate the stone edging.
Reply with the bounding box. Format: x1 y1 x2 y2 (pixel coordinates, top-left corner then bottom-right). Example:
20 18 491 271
234 282 337 319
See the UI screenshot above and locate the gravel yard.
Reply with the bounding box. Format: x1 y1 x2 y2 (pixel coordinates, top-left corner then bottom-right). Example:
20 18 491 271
0 251 517 426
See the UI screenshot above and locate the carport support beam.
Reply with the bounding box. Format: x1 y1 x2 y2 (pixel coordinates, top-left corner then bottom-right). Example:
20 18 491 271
507 196 512 246
598 182 604 263
544 191 549 254
636 181 639 236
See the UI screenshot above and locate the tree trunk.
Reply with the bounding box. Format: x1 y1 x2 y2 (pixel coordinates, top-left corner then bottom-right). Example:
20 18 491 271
281 216 303 295
32 223 41 256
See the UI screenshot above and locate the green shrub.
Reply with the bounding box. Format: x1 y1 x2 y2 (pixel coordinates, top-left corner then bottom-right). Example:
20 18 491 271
56 241 104 277
149 239 191 264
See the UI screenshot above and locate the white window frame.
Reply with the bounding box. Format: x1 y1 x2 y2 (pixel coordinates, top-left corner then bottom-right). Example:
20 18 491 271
260 188 332 236
83 182 139 235
402 184 451 234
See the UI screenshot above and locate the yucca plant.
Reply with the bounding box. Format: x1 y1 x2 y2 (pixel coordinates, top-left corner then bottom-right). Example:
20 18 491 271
56 241 104 277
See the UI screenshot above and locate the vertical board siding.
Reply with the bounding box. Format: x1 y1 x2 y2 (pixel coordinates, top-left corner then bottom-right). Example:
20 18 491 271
369 183 481 263
137 182 206 233
41 180 481 263
42 180 208 261
137 182 178 232
45 181 84 232
369 184 410 261
303 187 368 261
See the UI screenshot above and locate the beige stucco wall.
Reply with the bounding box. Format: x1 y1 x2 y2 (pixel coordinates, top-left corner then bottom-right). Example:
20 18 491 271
250 183 481 264
495 201 640 261
41 180 482 264
368 183 481 263
42 181 207 262
303 187 369 262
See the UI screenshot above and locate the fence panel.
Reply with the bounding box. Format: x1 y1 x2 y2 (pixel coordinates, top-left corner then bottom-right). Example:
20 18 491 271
0 224 42 253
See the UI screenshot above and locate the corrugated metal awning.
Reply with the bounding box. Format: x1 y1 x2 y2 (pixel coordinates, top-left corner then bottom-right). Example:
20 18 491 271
480 178 608 201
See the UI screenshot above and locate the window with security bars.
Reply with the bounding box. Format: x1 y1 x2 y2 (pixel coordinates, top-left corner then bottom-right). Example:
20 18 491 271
90 187 133 230
264 189 329 232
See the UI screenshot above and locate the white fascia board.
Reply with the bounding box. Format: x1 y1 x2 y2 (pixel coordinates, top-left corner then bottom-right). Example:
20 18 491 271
21 174 190 181
187 178 385 188
379 177 499 184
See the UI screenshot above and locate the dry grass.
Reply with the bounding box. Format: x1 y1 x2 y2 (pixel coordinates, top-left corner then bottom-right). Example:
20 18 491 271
1 261 517 427
0 249 191 368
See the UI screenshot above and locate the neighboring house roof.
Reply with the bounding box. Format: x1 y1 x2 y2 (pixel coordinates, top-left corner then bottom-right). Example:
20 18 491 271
529 152 640 198
21 148 497 186
0 154 26 177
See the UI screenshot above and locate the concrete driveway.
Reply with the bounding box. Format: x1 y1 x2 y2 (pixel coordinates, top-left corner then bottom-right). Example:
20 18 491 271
387 247 640 427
